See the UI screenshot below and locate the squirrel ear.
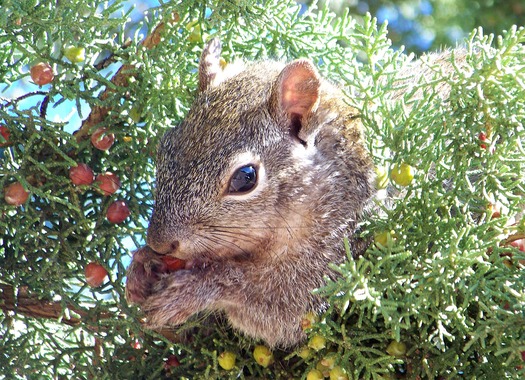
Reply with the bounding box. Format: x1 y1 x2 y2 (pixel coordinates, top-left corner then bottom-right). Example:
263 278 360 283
270 59 321 141
198 38 223 92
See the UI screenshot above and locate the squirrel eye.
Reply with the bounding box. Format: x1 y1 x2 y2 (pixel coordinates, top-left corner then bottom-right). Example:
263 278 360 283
228 165 257 194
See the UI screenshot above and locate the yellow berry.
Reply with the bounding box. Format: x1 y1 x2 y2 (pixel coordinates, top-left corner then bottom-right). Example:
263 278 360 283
374 230 396 247
253 345 273 368
186 22 202 43
64 46 85 63
308 334 326 351
122 136 133 143
188 32 201 43
298 346 312 359
306 369 325 380
185 20 198 31
217 351 236 370
301 311 318 330
219 57 227 69
319 352 337 369
329 366 349 380
390 162 414 187
386 340 407 357
129 105 142 123
316 360 330 377
374 231 389 247
375 166 389 189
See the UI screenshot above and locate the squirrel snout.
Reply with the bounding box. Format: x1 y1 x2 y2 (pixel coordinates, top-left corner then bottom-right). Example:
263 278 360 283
147 217 182 255
147 237 180 256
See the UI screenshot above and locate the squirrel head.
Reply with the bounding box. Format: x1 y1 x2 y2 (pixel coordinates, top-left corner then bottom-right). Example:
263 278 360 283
147 38 374 264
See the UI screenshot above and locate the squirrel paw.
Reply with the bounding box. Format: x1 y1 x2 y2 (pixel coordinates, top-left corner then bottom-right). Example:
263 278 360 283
125 246 168 305
142 269 209 328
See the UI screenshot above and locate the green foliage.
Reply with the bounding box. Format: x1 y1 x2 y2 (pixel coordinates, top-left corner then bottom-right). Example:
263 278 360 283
1 0 524 379
317 22 525 378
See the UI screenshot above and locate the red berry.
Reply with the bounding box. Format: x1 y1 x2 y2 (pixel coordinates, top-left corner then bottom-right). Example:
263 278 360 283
165 354 180 368
488 203 501 219
0 125 10 147
91 127 115 151
521 351 525 362
4 182 29 206
510 239 525 253
106 200 130 223
96 172 121 195
85 262 108 287
161 256 186 271
69 163 95 186
30 62 54 86
478 132 489 149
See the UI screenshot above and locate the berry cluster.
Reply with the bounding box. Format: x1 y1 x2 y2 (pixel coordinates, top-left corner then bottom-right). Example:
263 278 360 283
68 163 129 223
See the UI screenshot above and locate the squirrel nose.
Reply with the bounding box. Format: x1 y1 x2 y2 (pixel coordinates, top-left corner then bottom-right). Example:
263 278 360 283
147 236 180 256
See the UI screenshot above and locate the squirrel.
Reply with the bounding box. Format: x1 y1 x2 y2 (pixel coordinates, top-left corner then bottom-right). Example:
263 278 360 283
125 38 377 348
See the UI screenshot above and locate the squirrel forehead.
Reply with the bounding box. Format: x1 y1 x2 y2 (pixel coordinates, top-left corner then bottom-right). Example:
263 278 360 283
157 115 283 180
158 62 289 162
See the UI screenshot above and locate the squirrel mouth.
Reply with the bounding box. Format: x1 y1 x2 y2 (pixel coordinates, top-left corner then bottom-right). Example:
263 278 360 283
159 254 210 272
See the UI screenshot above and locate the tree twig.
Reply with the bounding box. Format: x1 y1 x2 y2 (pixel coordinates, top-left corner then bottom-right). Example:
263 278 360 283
74 21 168 142
0 91 48 110
0 284 84 326
0 283 180 342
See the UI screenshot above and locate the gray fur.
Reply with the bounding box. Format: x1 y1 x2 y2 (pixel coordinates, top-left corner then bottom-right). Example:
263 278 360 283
126 39 375 347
